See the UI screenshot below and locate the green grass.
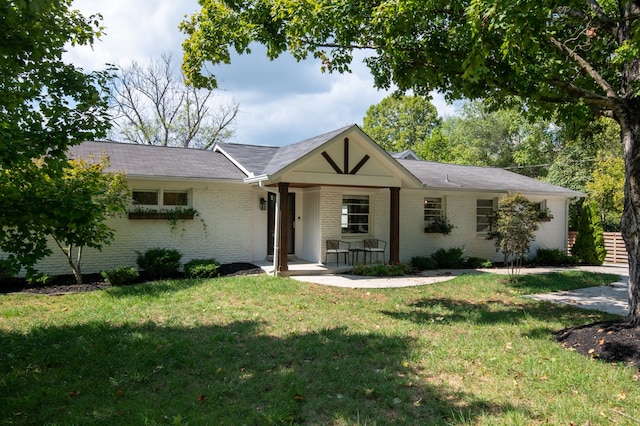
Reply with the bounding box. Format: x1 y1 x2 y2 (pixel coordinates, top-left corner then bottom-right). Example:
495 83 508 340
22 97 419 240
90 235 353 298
1 271 637 425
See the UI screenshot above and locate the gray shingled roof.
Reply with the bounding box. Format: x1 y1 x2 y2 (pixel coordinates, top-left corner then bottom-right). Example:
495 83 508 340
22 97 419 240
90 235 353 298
214 142 279 176
69 141 246 180
398 159 584 196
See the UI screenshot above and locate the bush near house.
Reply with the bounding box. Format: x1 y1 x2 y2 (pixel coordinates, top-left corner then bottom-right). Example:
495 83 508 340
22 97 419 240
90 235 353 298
136 248 182 280
184 258 221 278
571 202 607 265
529 248 578 266
101 266 139 286
411 247 493 271
350 262 412 277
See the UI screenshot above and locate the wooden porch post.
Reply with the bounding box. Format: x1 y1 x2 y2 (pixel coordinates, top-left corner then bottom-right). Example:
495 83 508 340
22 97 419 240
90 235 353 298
390 187 400 264
277 182 290 274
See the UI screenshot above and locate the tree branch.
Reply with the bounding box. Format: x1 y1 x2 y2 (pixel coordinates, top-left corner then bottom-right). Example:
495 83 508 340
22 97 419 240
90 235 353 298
548 36 617 98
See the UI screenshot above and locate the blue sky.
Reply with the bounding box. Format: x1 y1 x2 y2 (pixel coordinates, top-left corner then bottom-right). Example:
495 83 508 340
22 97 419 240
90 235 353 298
67 0 457 147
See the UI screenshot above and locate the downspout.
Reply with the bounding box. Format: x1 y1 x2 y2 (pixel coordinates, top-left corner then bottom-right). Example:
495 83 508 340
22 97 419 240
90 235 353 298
259 182 280 276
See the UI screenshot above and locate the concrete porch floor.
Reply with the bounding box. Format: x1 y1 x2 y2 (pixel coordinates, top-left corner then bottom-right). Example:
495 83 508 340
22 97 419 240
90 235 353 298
254 259 353 276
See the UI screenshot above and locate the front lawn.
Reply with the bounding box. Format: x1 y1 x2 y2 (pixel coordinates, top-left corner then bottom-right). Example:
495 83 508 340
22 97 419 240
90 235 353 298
1 271 637 425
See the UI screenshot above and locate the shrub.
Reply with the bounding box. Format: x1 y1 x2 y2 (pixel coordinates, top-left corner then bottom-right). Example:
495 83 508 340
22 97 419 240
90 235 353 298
136 247 182 279
351 262 411 277
571 201 607 265
530 248 576 266
465 257 493 268
101 266 139 286
184 258 220 278
0 258 18 284
431 247 466 269
411 256 437 270
26 273 54 287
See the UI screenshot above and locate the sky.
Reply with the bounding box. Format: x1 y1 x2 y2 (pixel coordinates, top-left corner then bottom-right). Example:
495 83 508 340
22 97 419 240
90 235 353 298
66 0 457 147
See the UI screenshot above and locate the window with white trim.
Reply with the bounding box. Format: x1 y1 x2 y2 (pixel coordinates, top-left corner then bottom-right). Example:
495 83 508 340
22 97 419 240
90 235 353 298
341 195 370 234
132 189 190 208
424 197 444 224
476 199 496 234
163 191 189 206
132 190 159 206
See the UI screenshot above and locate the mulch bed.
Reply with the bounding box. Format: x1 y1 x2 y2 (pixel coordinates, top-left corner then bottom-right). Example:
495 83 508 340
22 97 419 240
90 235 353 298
0 263 263 295
556 320 640 368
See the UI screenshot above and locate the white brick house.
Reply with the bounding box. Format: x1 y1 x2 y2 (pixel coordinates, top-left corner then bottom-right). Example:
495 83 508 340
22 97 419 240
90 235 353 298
31 124 582 276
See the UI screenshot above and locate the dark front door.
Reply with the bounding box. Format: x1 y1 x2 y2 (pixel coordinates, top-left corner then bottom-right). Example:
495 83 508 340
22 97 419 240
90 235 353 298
267 192 295 255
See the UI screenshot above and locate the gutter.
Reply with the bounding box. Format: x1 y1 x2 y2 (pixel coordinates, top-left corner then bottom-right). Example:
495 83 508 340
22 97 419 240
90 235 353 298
259 182 280 276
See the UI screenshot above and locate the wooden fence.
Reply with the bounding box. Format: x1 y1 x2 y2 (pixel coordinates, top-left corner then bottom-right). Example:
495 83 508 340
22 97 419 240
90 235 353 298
567 231 628 265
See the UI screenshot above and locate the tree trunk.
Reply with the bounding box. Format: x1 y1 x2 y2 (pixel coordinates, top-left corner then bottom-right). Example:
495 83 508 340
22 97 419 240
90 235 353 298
619 101 640 325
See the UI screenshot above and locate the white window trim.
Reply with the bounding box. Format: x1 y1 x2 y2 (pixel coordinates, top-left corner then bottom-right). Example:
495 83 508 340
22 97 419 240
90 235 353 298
131 188 192 209
476 197 498 236
341 193 372 237
424 196 446 224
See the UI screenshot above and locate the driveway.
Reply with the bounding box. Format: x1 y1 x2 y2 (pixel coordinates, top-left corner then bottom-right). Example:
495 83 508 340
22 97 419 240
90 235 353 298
291 264 630 317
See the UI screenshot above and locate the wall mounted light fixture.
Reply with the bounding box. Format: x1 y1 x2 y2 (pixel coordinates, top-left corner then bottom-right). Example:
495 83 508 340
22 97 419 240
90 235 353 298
259 197 267 210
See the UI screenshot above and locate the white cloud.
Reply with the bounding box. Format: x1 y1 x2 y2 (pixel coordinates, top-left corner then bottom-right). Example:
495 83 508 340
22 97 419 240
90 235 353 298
67 0 457 147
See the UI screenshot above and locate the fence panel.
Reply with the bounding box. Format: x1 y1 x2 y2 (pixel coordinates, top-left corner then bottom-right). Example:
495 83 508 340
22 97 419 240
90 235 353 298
567 231 628 265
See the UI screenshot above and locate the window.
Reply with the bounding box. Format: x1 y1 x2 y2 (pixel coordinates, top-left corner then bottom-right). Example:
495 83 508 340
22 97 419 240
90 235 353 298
476 199 495 233
164 191 189 206
341 195 370 234
424 197 444 224
132 190 190 207
132 190 158 206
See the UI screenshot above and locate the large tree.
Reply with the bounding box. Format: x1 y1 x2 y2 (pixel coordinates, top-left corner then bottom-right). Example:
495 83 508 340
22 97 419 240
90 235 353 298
182 1 640 323
109 53 239 149
362 94 440 153
0 1 110 273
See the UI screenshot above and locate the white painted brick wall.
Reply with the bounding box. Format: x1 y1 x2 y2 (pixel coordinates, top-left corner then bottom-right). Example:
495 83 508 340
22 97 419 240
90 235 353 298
29 180 255 276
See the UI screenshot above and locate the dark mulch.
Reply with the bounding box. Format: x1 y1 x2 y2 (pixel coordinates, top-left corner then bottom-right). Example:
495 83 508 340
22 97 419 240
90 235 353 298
556 320 640 368
1 263 263 295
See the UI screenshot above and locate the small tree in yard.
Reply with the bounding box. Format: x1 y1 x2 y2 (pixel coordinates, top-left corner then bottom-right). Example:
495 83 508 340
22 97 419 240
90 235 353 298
572 201 607 265
45 156 130 284
488 193 543 282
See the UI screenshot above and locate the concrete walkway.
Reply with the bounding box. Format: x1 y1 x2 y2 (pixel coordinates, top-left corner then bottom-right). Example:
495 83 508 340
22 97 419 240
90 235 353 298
290 264 630 317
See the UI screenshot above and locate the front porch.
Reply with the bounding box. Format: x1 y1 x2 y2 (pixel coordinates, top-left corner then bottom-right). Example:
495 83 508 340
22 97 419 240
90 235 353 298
255 258 353 276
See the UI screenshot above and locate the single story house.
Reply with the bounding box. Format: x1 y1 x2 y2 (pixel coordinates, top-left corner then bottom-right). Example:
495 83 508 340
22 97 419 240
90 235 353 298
32 124 582 275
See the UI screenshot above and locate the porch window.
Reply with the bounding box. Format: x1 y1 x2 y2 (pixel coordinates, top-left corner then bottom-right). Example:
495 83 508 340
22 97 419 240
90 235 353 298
476 199 496 234
424 197 444 223
341 195 370 234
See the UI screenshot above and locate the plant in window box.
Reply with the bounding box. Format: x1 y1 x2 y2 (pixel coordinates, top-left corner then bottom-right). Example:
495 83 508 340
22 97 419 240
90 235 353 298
424 216 455 235
536 208 553 222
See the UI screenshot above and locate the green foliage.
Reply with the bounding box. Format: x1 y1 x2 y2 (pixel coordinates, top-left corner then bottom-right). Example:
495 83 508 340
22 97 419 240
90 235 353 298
184 258 221 279
530 248 578 266
571 202 607 265
487 193 542 281
101 267 140 286
362 94 440 153
350 262 412 277
136 248 183 280
25 273 54 287
424 217 455 235
47 156 130 284
411 256 437 271
0 259 18 283
586 156 624 231
431 247 467 269
465 257 494 269
0 1 110 273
